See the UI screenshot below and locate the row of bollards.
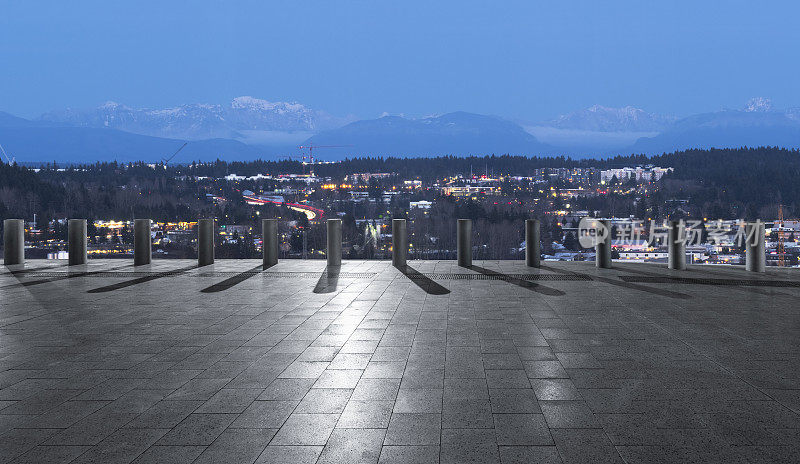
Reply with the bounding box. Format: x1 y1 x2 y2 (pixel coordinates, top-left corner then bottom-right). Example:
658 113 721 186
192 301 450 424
595 219 765 273
454 218 541 268
1 218 281 268
1 217 768 273
664 220 764 273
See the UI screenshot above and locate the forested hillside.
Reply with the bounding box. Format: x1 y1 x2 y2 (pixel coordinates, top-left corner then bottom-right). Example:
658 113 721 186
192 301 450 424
3 147 799 223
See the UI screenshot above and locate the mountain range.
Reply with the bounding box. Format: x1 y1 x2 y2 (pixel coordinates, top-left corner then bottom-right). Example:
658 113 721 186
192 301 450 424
0 111 261 163
3 97 800 163
631 107 800 154
304 112 551 158
542 104 676 132
37 97 352 140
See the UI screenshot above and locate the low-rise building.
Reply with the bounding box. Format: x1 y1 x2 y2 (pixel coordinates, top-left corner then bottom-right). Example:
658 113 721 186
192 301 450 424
410 200 433 210
600 166 673 183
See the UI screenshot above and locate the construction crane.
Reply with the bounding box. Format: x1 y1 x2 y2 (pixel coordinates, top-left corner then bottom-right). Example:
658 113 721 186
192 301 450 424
298 143 352 164
778 204 785 267
284 154 310 174
0 143 15 165
297 144 352 175
162 142 188 165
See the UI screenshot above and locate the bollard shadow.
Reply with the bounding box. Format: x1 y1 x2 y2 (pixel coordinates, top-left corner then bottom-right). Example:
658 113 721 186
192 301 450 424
87 264 198 293
313 265 340 294
3 263 134 289
615 263 788 297
2 262 68 276
540 264 692 300
262 261 277 271
201 264 264 293
397 264 450 295
467 264 564 296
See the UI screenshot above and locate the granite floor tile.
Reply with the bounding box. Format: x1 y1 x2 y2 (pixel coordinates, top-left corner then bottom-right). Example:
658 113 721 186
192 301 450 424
157 413 237 446
551 428 625 464
530 379 582 401
489 388 542 414
257 378 315 401
541 400 600 429
71 428 168 464
131 445 206 464
493 413 553 446
195 388 262 414
337 400 394 428
193 428 276 464
9 444 93 464
498 445 562 464
393 388 443 414
440 428 500 464
254 445 323 464
270 413 339 445
230 400 297 429
295 388 352 414
351 378 401 401
317 428 385 464
124 400 204 429
442 398 494 428
377 445 439 464
3 259 799 463
313 369 363 389
384 413 441 445
524 360 569 379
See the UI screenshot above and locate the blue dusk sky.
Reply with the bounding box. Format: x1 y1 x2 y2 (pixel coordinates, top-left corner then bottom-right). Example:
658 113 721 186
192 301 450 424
1 0 799 120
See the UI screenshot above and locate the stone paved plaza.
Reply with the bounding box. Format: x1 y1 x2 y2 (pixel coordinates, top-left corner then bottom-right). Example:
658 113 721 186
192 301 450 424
1 259 799 463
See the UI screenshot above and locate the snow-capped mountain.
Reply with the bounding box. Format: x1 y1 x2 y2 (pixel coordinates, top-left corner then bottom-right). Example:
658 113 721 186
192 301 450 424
305 112 553 157
37 97 329 140
744 97 773 113
630 99 800 154
6 96 800 162
543 105 676 132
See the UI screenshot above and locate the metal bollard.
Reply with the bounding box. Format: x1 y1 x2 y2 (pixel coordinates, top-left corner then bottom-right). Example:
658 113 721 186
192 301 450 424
745 221 765 273
392 219 407 268
3 219 24 265
667 221 686 271
68 219 88 265
667 220 686 270
134 219 152 265
327 219 342 266
595 219 612 269
262 219 278 269
198 218 215 266
525 219 541 268
457 219 472 267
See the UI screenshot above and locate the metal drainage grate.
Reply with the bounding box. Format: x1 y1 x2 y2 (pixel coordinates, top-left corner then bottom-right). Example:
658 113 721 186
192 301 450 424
425 273 590 281
263 271 377 279
620 276 800 287
11 271 188 278
13 270 377 279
